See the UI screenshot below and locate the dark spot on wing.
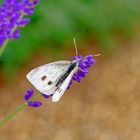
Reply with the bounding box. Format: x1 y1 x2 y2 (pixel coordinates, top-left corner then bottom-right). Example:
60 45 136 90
41 75 47 81
48 81 53 85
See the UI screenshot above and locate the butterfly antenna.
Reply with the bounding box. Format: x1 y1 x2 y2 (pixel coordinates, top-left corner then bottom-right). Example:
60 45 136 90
73 38 78 57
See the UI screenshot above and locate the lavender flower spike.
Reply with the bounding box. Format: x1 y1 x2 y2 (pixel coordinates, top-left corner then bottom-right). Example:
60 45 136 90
0 0 40 47
24 88 34 101
28 101 42 107
24 88 43 107
67 54 96 89
42 94 50 98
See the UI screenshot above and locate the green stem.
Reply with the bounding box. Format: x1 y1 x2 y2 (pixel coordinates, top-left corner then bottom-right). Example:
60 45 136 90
0 39 10 57
0 102 27 126
0 93 41 126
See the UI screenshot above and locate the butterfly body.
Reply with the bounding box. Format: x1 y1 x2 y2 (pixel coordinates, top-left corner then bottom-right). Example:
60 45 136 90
56 60 78 87
26 60 79 102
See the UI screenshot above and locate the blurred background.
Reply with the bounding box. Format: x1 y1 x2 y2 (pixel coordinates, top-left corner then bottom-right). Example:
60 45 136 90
0 0 140 140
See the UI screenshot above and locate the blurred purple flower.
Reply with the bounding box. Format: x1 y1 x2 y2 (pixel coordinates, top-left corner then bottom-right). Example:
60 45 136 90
24 88 42 107
24 88 34 101
42 94 50 98
28 101 42 107
0 0 40 47
67 54 96 89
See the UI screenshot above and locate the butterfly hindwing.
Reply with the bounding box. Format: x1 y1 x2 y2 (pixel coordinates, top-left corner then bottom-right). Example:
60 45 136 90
26 61 71 95
52 63 78 102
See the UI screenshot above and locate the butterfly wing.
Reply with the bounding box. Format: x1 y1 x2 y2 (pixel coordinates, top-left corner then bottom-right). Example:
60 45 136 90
52 64 78 102
26 61 71 95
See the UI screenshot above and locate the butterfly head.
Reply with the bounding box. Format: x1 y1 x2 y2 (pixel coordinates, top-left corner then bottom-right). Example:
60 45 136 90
71 59 79 68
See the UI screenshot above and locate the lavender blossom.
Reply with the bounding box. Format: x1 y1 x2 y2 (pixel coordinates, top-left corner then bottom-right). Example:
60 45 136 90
24 88 43 107
28 101 42 107
0 0 39 46
42 94 50 98
24 88 34 101
67 54 96 89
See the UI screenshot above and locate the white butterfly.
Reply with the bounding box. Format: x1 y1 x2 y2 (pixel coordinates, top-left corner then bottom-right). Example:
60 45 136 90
26 38 79 102
26 60 79 102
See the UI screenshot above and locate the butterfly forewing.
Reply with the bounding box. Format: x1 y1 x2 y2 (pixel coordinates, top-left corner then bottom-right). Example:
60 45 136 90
26 61 71 95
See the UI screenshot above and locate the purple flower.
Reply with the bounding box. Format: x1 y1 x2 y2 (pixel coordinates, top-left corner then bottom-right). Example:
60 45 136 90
24 88 34 101
24 88 43 107
67 54 96 89
42 94 50 98
28 101 42 107
0 0 40 47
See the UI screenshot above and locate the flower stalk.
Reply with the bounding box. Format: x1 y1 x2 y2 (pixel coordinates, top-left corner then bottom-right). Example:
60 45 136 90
0 0 40 56
0 102 27 126
0 39 9 56
0 92 41 126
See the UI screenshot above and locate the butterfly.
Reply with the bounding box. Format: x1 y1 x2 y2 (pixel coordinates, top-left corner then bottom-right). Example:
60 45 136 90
27 39 100 102
26 38 80 102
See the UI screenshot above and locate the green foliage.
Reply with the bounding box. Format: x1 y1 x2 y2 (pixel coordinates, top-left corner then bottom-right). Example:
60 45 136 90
0 0 140 75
